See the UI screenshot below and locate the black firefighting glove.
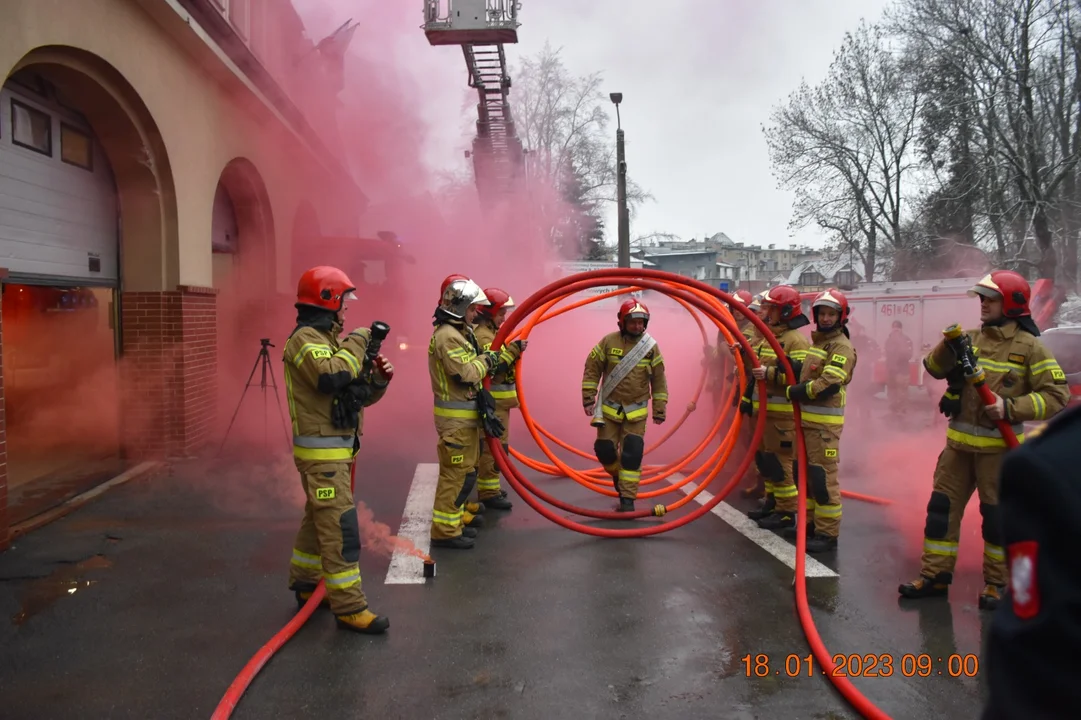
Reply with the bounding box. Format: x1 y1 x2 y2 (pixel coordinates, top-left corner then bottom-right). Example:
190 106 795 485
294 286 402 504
938 387 962 418
785 355 803 382
739 397 754 416
477 388 505 438
331 382 370 430
786 383 811 403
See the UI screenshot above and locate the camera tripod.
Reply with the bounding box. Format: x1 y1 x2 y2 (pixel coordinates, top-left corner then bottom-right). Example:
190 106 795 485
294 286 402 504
219 337 291 456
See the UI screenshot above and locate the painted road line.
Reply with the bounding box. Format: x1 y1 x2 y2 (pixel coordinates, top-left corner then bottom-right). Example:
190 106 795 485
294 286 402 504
673 476 838 578
384 463 439 585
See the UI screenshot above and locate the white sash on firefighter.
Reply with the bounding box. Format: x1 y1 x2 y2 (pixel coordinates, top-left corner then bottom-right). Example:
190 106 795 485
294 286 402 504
592 333 657 425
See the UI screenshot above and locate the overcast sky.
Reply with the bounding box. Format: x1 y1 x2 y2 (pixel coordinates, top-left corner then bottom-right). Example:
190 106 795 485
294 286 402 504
296 0 891 250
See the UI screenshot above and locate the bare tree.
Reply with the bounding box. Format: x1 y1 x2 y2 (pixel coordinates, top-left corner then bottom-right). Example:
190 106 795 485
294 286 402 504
763 22 922 280
892 0 1081 281
511 42 652 257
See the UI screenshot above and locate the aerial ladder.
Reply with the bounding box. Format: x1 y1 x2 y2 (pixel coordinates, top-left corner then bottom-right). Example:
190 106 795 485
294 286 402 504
422 0 526 209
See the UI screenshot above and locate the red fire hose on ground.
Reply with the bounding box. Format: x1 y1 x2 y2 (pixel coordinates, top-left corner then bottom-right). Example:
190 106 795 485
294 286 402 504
211 269 905 719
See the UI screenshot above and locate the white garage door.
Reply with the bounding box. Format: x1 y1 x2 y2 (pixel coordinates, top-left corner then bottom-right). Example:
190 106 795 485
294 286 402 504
0 81 118 284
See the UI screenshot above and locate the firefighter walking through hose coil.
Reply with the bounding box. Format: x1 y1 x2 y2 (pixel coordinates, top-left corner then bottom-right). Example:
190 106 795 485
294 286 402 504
899 270 1070 610
429 277 502 549
471 287 527 511
283 266 392 634
582 299 669 513
743 285 812 529
782 289 857 553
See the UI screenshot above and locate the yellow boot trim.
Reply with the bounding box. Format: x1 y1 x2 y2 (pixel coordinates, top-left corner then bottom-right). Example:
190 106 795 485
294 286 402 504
336 609 389 634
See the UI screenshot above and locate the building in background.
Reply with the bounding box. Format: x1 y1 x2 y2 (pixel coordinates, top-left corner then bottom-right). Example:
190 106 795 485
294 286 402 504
631 233 827 292
0 0 368 548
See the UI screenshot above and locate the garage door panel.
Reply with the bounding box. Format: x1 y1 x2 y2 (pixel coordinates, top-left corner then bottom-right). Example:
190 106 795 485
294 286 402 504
0 85 117 283
0 163 115 220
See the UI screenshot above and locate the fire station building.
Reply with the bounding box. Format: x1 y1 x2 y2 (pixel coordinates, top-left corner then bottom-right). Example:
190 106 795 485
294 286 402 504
0 0 365 548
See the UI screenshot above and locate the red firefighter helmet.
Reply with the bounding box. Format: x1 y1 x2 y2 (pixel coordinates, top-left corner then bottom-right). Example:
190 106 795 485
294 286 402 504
969 270 1032 317
478 287 515 318
296 266 356 311
439 274 469 303
762 284 803 320
618 298 650 329
731 289 753 305
812 288 851 324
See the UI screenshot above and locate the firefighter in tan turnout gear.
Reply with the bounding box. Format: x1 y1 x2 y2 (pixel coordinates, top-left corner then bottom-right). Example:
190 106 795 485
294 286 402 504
783 289 857 553
283 266 391 634
429 278 502 549
582 299 668 513
742 285 812 529
899 270 1070 609
471 287 526 511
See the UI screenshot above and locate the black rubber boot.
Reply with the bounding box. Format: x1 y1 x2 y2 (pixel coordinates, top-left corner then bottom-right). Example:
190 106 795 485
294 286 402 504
462 526 478 538
806 533 838 553
782 524 815 541
431 535 475 550
464 502 486 515
898 575 949 599
747 495 776 520
756 512 795 530
482 495 513 511
615 497 635 513
463 512 484 528
979 584 1006 610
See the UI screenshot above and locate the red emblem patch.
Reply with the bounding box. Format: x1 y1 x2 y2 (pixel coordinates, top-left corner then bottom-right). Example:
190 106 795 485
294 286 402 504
1007 541 1040 619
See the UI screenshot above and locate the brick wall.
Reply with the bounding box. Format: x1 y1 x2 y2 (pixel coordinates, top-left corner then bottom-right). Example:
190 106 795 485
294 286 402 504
120 286 218 459
0 302 7 551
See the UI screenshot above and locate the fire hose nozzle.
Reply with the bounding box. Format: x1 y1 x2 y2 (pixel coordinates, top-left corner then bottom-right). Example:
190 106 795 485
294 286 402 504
966 366 987 385
943 323 964 341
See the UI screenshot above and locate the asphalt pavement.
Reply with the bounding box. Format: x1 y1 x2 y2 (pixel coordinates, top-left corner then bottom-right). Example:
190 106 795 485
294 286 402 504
0 426 991 720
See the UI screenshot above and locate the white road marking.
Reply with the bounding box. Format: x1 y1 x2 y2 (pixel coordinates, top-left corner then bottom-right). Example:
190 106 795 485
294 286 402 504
673 475 839 578
384 463 439 585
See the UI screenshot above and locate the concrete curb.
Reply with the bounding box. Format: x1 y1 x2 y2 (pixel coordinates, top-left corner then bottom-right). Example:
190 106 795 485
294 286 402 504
9 461 163 541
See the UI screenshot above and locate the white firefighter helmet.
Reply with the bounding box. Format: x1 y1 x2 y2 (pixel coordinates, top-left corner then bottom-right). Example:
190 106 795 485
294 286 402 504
441 278 488 320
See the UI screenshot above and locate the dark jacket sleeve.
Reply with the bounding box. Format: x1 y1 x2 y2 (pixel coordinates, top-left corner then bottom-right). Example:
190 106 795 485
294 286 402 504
981 432 1081 719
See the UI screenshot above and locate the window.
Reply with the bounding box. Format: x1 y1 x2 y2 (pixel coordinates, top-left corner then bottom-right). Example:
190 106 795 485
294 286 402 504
799 271 824 286
834 270 859 287
60 123 93 171
11 99 52 156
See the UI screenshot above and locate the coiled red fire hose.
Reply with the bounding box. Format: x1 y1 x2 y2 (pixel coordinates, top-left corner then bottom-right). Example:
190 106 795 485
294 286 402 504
485 268 893 720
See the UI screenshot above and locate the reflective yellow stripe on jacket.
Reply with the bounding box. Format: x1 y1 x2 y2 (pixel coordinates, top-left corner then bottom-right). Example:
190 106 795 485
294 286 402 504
293 434 354 462
434 398 479 419
946 420 1025 449
601 399 649 422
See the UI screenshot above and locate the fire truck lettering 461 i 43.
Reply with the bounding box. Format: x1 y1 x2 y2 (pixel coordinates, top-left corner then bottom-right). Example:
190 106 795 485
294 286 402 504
880 303 916 317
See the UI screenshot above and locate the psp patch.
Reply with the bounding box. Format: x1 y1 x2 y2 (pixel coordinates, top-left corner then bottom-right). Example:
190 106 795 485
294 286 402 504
1008 353 1026 365
824 448 838 458
451 454 464 465
315 487 335 500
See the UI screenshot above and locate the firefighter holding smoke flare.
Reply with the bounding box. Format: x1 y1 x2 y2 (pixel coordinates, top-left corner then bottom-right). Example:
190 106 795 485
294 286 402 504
582 299 668 513
899 271 1070 609
283 266 392 634
782 289 857 552
742 285 812 529
471 288 527 511
428 277 505 549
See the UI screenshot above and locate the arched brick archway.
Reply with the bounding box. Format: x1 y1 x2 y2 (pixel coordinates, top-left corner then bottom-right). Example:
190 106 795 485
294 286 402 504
212 158 281 436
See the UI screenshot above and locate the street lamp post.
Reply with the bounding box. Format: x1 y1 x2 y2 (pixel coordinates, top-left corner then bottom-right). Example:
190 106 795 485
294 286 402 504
610 92 630 268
